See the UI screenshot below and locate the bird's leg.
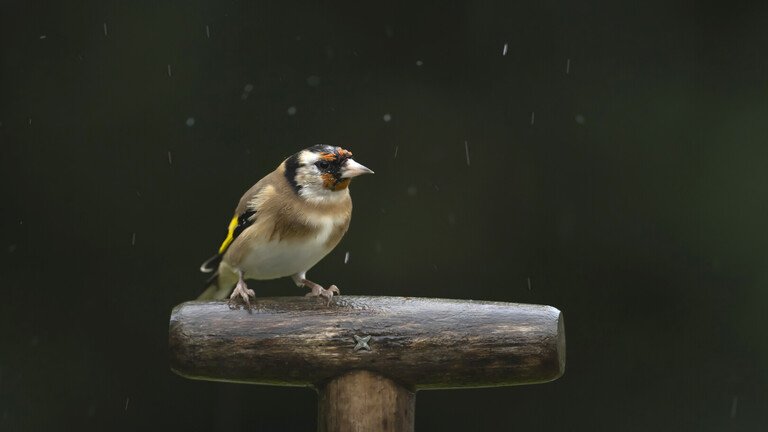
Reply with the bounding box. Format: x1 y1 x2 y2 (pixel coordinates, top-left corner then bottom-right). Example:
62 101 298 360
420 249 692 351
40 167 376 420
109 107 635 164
291 273 340 306
228 270 255 310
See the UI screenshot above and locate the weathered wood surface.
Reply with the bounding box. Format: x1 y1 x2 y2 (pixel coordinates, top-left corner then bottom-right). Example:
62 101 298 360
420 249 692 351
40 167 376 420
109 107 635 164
169 296 565 389
317 370 414 432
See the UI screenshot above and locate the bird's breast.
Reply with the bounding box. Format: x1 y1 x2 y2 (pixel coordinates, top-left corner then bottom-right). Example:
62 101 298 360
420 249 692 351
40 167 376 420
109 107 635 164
236 212 349 280
313 214 341 245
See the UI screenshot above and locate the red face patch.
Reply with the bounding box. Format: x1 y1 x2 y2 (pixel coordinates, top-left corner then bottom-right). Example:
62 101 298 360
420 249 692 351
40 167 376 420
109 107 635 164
321 173 351 191
321 173 336 188
333 178 351 190
337 148 353 159
319 148 353 161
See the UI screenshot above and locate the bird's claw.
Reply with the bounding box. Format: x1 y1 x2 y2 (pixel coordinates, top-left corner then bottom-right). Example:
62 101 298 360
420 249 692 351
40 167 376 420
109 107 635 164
305 284 340 306
228 283 256 310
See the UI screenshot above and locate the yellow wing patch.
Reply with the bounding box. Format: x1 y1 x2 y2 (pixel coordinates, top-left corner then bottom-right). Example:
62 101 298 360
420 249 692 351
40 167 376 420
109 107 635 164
218 215 239 254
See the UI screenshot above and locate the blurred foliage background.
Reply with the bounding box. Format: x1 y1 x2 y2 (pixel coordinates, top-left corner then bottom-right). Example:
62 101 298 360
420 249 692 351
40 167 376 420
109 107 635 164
2 0 767 430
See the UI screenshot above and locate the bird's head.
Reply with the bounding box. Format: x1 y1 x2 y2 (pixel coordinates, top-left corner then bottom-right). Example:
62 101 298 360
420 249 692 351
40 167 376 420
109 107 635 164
284 145 373 202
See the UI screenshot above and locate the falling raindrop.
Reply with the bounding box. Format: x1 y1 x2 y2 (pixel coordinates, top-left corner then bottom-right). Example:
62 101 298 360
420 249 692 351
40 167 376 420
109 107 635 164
383 113 392 122
407 186 418 196
566 58 571 74
131 233 136 246
103 23 108 36
205 25 211 38
286 106 297 116
167 65 172 77
344 251 350 264
530 112 535 125
502 43 508 56
575 114 586 125
527 277 532 291
464 141 470 166
394 145 399 159
416 60 424 66
167 151 173 165
39 35 47 40
125 397 130 412
185 117 195 127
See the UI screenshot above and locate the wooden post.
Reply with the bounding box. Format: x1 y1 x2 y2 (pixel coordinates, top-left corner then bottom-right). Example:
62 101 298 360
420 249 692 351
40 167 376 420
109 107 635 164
169 296 565 431
317 370 415 432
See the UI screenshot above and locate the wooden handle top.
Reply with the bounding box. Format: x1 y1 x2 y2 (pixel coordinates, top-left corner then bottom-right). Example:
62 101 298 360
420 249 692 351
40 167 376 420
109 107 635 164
169 296 565 389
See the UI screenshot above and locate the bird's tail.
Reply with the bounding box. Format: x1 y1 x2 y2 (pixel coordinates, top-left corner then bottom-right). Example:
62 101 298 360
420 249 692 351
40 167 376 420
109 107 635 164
199 253 222 273
197 254 237 300
197 272 227 300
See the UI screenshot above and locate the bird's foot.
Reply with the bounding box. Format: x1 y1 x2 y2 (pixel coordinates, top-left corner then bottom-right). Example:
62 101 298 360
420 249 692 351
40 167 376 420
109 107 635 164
228 280 255 310
302 279 340 306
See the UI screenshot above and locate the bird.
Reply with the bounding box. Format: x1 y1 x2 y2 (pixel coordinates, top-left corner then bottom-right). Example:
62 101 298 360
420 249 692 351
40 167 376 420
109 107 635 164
198 145 373 309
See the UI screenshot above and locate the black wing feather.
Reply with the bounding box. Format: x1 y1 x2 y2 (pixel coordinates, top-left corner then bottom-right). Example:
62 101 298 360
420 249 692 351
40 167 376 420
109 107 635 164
199 209 257 273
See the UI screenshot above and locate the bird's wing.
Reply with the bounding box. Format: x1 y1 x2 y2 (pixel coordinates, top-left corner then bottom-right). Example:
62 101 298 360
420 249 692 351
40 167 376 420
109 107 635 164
198 208 258 273
199 172 277 273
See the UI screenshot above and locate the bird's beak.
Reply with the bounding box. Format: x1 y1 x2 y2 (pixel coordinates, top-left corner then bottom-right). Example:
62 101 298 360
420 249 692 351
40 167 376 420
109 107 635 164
341 159 374 178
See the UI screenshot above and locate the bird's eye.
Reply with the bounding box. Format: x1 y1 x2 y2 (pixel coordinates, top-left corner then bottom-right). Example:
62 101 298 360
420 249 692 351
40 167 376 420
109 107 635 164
315 161 330 170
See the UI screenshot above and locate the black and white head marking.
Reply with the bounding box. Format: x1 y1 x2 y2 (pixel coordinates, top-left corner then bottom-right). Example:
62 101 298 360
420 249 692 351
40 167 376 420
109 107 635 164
284 145 358 203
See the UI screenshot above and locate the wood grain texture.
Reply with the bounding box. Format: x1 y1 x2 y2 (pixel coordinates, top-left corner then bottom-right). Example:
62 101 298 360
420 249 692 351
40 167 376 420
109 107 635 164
317 370 414 432
169 296 565 389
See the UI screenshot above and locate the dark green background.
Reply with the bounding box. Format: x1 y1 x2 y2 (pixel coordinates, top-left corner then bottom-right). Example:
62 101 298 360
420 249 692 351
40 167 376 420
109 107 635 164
2 0 767 430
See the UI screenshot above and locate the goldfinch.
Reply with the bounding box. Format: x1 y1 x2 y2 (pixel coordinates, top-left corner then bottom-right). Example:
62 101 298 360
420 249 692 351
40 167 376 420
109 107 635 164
198 145 373 308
